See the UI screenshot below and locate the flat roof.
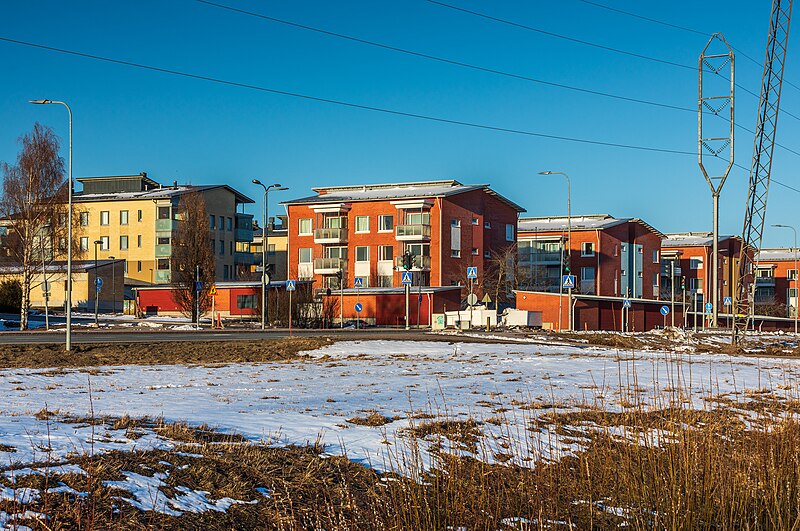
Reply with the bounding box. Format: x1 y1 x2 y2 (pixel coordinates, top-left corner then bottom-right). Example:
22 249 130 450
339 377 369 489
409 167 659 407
518 214 665 238
283 180 525 212
663 232 740 247
757 248 800 262
74 184 254 204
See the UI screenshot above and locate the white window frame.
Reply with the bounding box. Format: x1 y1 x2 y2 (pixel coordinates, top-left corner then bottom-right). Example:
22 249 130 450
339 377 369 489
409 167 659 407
355 246 370 262
451 249 461 258
100 211 109 226
120 235 129 250
299 248 313 264
120 210 129 226
581 242 595 257
789 269 798 280
355 216 370 233
80 237 89 251
100 236 109 251
378 245 393 262
298 218 312 236
378 215 393 233
690 257 703 270
505 224 514 242
652 250 659 264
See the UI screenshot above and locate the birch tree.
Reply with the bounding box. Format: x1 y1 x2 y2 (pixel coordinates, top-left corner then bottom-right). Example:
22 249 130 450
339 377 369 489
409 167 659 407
171 191 215 322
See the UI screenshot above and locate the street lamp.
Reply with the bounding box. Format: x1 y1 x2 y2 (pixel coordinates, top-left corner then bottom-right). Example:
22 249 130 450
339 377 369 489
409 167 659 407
539 171 572 331
773 224 798 334
108 255 116 315
93 239 102 326
30 99 72 350
252 180 288 330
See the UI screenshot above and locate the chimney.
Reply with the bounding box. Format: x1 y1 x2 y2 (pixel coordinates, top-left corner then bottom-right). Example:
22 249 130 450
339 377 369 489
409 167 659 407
173 180 178 189
268 216 275 231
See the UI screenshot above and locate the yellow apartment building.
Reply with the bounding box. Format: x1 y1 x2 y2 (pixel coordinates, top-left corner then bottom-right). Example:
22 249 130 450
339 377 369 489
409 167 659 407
65 173 255 285
250 216 288 281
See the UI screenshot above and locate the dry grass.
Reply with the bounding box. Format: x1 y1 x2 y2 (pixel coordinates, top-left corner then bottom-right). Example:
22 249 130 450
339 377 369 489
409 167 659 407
0 337 330 369
346 412 395 426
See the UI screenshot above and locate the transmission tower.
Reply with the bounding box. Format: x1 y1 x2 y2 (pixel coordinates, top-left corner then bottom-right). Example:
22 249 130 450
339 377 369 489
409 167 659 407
698 33 734 329
733 0 794 344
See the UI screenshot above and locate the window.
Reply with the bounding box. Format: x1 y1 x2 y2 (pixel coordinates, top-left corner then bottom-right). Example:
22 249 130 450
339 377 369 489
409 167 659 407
451 219 461 228
268 243 275 255
379 245 393 261
137 235 142 248
120 210 129 225
505 224 515 242
451 249 461 258
378 215 393 232
472 218 479 225
355 246 369 262
58 237 67 251
209 215 215 230
120 236 128 250
652 273 659 286
80 237 89 251
581 267 595 281
158 207 170 220
123 261 128 274
227 217 233 231
355 216 370 233
407 243 430 257
472 248 479 256
790 288 799 298
223 265 229 280
378 275 393 287
157 258 169 270
652 250 659 264
230 241 233 255
298 218 312 235
690 278 702 290
326 247 348 259
690 257 703 270
757 268 773 279
137 209 143 222
220 240 225 255
789 269 798 280
582 242 595 256
100 236 109 250
614 244 619 257
137 261 142 272
484 221 491 229
80 212 89 226
406 212 430 225
324 216 345 229
484 251 491 259
58 213 67 227
237 294 258 309
157 236 170 245
100 211 109 226
299 248 313 264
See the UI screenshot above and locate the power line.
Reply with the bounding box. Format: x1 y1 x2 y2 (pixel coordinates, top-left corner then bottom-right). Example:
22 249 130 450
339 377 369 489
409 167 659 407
575 0 800 94
427 0 800 122
196 0 800 159
195 0 691 114
0 35 696 156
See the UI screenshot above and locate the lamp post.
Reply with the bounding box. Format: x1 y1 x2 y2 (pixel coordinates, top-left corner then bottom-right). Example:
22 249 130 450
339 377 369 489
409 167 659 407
109 255 116 315
773 224 798 334
29 99 72 350
251 180 288 330
539 171 571 331
93 239 102 326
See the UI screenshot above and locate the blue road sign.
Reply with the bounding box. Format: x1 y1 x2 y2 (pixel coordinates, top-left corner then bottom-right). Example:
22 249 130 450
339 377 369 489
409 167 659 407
401 271 413 285
705 302 713 314
95 277 103 288
195 281 202 292
622 299 632 309
353 277 364 288
467 266 478 279
723 296 732 306
355 302 363 313
660 305 670 316
562 275 576 289
286 280 296 292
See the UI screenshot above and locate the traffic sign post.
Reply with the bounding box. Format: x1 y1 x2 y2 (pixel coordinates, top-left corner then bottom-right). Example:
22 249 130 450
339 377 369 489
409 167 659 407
353 278 364 328
401 269 413 330
724 296 732 330
286 280 296 336
355 302 363 313
622 298 631 333
467 267 478 329
660 305 670 328
562 275 576 332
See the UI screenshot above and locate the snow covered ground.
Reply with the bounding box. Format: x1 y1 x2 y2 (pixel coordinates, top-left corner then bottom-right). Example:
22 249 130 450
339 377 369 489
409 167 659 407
1 339 799 473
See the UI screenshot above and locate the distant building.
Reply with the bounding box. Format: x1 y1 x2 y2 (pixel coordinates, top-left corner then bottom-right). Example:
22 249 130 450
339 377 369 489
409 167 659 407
62 173 254 285
283 180 524 291
754 248 799 316
517 214 664 298
660 233 749 311
251 215 288 281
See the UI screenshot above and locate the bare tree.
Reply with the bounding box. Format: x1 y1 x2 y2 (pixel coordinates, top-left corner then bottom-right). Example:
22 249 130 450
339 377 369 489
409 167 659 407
484 244 520 310
0 123 73 330
170 192 215 322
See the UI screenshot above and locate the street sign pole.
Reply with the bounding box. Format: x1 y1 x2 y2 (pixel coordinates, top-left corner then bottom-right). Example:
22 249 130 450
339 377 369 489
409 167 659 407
405 282 410 331
469 277 474 329
670 262 675 327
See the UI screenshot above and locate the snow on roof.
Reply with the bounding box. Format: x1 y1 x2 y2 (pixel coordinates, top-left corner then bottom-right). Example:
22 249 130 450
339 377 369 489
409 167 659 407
518 214 622 232
283 180 525 212
74 185 255 204
0 259 123 275
663 233 738 247
757 248 800 262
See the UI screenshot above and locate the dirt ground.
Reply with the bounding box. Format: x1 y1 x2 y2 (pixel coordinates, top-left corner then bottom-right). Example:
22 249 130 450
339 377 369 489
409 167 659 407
0 337 333 369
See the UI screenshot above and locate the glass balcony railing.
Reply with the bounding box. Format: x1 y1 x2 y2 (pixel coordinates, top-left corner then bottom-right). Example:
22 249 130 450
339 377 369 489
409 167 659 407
395 224 431 240
313 227 348 243
314 257 347 273
394 255 431 270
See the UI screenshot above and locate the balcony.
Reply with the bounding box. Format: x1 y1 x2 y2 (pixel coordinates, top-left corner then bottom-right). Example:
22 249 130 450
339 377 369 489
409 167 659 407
520 251 562 264
314 257 348 275
394 255 431 271
234 251 254 266
155 219 177 232
756 276 776 286
314 227 348 245
396 224 431 241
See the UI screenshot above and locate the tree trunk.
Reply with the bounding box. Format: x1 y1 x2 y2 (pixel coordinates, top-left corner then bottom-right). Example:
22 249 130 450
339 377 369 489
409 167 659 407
19 260 31 331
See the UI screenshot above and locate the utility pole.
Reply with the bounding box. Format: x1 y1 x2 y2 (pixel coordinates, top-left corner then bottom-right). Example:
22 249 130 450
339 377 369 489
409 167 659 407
698 33 735 329
670 260 675 327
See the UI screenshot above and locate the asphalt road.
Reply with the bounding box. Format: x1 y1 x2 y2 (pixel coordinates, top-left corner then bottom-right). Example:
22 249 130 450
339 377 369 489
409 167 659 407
0 327 518 345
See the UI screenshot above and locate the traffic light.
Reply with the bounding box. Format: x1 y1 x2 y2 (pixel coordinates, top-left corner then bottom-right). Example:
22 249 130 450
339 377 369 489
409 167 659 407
402 251 415 270
335 270 343 281
264 264 274 276
681 276 686 290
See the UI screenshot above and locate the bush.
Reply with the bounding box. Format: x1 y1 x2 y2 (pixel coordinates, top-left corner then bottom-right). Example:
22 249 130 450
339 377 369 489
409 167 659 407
0 279 21 313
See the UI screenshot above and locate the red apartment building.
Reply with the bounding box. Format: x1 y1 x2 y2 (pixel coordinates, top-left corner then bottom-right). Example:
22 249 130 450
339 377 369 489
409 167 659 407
660 233 749 312
754 249 800 316
515 214 665 331
283 180 524 293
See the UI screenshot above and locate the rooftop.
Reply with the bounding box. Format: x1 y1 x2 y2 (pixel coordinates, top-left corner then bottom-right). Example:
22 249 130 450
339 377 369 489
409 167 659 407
518 214 665 237
73 174 254 204
663 232 740 247
283 180 525 212
758 248 800 262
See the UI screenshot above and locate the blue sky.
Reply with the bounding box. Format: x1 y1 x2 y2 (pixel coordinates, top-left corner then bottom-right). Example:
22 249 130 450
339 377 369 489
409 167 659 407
1 1 799 246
